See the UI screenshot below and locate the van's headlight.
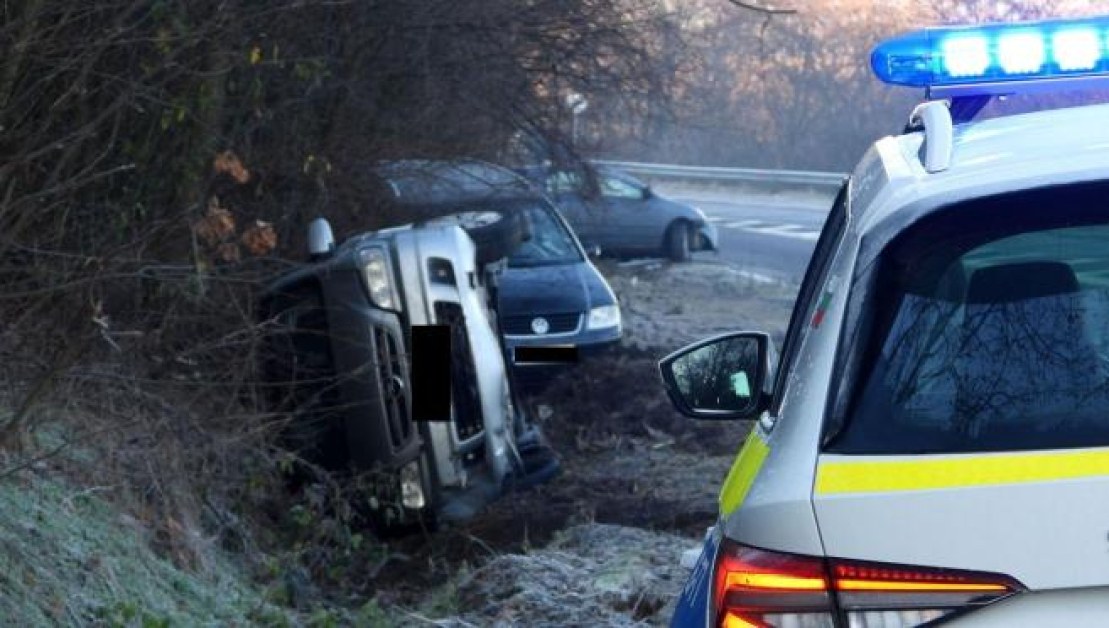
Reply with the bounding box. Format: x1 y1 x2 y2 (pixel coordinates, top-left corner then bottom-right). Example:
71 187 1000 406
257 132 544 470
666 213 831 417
400 460 426 509
586 304 621 330
359 247 398 310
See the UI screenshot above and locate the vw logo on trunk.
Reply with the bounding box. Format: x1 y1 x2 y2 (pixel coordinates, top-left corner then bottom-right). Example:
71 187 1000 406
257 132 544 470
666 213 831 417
530 317 550 335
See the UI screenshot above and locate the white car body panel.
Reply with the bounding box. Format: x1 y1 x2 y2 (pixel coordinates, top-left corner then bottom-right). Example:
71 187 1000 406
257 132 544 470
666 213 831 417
712 103 1109 623
391 225 513 488
802 104 1109 602
951 586 1109 626
858 104 1109 238
719 431 824 556
721 268 852 557
814 462 1109 589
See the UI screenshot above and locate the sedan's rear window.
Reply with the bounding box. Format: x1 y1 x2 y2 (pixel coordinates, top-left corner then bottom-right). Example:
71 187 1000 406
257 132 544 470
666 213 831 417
831 185 1109 454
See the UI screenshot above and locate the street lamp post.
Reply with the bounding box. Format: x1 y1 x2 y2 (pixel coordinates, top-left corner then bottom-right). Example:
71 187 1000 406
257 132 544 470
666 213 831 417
565 92 588 146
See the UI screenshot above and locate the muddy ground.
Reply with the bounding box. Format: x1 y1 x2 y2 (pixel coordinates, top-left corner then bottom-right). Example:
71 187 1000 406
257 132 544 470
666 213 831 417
374 258 798 626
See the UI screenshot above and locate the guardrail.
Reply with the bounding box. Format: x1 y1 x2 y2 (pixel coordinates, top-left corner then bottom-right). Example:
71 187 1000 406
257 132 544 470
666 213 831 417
594 159 846 192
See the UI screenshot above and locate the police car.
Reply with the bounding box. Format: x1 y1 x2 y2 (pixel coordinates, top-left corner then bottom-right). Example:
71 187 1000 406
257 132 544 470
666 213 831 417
661 15 1109 627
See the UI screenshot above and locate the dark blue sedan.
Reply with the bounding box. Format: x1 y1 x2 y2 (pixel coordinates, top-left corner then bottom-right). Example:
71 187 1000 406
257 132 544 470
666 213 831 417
499 202 621 384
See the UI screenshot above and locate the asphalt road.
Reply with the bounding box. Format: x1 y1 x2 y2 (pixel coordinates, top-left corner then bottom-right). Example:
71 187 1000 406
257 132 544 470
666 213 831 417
679 193 832 283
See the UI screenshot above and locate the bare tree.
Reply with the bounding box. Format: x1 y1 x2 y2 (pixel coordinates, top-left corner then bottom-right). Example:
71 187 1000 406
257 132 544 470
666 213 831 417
0 0 689 571
596 0 1107 170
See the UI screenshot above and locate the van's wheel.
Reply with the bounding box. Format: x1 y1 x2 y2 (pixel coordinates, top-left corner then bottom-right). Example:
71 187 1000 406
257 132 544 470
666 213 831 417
438 210 529 265
666 221 692 262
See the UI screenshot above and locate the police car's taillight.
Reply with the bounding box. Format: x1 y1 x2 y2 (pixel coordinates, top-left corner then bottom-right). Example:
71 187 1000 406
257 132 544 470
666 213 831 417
713 540 1023 627
713 541 834 628
832 559 1023 626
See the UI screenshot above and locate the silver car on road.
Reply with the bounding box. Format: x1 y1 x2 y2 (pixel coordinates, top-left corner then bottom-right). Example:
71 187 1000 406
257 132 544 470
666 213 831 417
519 164 718 262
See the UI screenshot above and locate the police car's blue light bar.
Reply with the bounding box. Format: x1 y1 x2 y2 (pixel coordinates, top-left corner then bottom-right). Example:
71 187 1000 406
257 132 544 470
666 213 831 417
872 16 1109 95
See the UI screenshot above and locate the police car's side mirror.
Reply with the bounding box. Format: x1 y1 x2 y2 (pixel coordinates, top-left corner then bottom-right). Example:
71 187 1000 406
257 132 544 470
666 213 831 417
658 332 772 421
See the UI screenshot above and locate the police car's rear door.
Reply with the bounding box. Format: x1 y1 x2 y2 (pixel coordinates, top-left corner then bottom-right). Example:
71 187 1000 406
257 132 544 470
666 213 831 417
814 184 1109 621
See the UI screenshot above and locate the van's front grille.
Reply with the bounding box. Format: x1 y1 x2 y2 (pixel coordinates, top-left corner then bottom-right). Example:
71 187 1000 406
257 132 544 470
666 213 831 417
502 312 581 335
433 302 483 441
373 326 411 451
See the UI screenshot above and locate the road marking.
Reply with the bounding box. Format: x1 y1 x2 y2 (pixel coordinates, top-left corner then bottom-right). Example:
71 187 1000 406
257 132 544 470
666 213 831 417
708 216 820 241
717 218 766 228
734 270 779 284
756 225 820 241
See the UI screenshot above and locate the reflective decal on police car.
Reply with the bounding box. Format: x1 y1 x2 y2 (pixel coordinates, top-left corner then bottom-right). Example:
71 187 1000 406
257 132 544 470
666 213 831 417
816 448 1109 495
719 428 769 515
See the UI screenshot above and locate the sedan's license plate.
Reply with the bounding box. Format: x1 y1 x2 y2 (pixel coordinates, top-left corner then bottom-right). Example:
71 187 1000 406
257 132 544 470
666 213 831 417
513 345 579 364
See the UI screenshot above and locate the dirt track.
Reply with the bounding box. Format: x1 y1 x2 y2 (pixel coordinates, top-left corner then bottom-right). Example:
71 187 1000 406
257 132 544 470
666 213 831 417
375 259 798 625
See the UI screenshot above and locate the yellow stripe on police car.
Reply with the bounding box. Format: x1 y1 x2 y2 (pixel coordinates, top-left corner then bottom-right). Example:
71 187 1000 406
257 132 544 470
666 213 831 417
817 448 1109 495
719 428 770 515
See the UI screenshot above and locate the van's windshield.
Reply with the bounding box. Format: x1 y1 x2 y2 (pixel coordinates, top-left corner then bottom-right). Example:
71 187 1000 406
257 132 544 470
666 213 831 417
831 186 1109 454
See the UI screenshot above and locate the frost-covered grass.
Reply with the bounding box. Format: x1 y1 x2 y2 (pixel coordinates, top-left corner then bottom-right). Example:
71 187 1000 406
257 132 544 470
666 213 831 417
440 524 689 627
0 473 292 627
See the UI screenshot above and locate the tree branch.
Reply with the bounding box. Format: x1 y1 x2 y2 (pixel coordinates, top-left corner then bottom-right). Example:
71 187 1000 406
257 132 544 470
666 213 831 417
723 0 796 14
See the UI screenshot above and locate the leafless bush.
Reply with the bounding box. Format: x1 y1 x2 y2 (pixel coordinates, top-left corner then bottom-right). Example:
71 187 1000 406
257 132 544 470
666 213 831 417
0 0 689 594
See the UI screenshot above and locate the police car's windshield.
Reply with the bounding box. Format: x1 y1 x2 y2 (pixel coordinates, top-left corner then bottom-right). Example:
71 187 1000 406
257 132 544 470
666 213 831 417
508 205 582 267
832 184 1109 454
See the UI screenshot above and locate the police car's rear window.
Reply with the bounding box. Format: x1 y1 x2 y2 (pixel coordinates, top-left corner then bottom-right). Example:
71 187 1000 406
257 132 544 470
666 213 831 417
831 184 1109 454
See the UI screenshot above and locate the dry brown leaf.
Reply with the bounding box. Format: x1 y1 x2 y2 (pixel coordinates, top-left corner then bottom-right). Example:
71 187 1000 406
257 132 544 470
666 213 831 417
241 220 277 256
215 242 241 263
193 199 236 245
213 150 251 184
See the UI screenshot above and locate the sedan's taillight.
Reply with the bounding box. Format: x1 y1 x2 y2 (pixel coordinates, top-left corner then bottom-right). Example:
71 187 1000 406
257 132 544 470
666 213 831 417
713 540 1023 628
